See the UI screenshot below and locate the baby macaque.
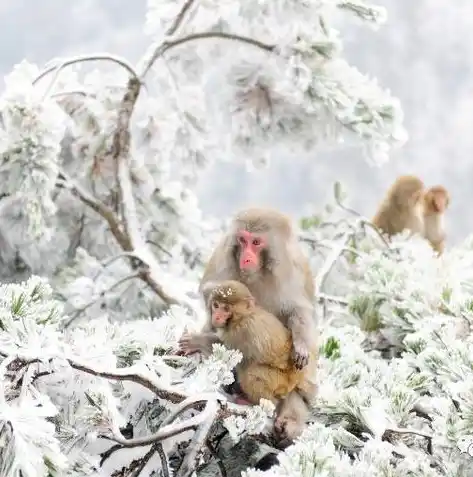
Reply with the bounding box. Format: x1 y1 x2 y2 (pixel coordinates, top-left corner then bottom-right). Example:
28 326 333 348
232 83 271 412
209 280 313 405
423 185 450 255
372 175 426 238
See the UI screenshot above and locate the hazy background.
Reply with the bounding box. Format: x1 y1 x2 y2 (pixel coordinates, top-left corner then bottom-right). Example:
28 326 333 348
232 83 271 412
2 0 472 245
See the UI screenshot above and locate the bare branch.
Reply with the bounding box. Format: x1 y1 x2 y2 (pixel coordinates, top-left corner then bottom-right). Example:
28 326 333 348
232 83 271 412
176 399 219 477
51 90 93 99
317 292 349 306
63 272 143 328
155 443 170 477
299 235 362 257
315 231 355 293
161 393 224 427
104 410 210 448
57 170 131 251
111 77 185 307
130 444 160 477
140 32 275 79
359 219 391 248
94 252 142 279
167 0 196 36
67 358 185 403
33 54 139 87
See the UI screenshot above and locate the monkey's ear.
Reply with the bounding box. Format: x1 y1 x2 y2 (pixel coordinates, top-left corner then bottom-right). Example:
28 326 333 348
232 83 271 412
246 298 255 309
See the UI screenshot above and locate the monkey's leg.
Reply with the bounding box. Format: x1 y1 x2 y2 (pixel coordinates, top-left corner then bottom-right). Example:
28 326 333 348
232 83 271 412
238 364 293 405
274 360 318 446
273 391 310 447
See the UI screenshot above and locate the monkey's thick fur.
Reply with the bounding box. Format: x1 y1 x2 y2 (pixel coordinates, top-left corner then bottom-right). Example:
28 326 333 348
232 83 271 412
372 175 426 237
179 206 318 445
423 185 450 255
210 280 316 404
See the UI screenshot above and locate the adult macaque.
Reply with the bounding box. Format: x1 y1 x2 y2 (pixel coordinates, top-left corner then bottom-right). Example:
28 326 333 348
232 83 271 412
423 185 450 255
208 280 315 405
178 206 318 442
372 175 426 238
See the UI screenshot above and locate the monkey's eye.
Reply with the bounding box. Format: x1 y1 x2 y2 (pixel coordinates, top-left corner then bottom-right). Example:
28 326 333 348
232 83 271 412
238 236 247 245
223 304 230 312
252 238 261 246
212 301 219 309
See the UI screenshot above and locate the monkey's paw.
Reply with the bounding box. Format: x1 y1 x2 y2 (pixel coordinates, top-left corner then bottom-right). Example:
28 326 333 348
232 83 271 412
177 333 200 355
273 415 300 448
291 341 309 369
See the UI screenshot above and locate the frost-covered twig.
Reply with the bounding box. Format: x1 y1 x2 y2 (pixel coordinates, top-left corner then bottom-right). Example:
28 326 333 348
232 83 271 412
167 0 196 37
315 231 355 292
0 350 187 404
176 399 219 477
317 292 349 306
384 426 433 440
161 393 224 427
300 235 362 257
94 252 142 279
360 219 391 248
58 170 131 251
68 359 185 403
51 90 96 100
104 406 214 448
32 54 139 86
112 77 184 307
63 272 143 328
140 32 275 79
59 164 183 307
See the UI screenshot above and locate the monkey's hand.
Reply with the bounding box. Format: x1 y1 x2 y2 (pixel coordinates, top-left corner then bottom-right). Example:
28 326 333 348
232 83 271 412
291 340 309 369
178 332 202 355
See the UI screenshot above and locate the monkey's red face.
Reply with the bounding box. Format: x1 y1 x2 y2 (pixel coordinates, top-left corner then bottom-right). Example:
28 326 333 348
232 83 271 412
211 300 232 328
236 230 266 271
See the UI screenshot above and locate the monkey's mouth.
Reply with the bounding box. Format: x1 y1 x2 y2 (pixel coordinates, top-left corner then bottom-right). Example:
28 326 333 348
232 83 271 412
240 269 260 282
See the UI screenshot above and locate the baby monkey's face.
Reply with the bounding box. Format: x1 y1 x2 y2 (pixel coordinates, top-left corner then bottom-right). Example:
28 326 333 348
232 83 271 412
211 300 232 328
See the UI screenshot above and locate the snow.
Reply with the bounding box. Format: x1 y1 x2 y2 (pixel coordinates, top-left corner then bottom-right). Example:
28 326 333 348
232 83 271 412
1 0 467 476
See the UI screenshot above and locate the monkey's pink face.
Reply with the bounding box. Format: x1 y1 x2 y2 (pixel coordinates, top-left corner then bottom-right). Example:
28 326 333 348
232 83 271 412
431 192 449 213
236 230 266 271
211 301 232 328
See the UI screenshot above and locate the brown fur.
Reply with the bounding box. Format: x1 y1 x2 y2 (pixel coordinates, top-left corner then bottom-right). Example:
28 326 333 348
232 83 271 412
209 281 315 405
423 185 450 254
372 175 426 237
178 207 318 443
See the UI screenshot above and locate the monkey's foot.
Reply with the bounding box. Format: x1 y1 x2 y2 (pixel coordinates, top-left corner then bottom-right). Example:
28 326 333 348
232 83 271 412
233 395 252 405
273 415 303 446
291 342 309 370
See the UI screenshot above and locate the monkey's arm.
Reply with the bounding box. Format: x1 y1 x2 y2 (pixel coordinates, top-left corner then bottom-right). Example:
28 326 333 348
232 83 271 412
178 331 222 356
285 299 316 370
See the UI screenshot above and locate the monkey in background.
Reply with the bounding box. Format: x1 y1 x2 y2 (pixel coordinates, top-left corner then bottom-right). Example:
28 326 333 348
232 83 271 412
208 280 316 406
372 175 426 238
179 206 318 443
423 185 450 255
